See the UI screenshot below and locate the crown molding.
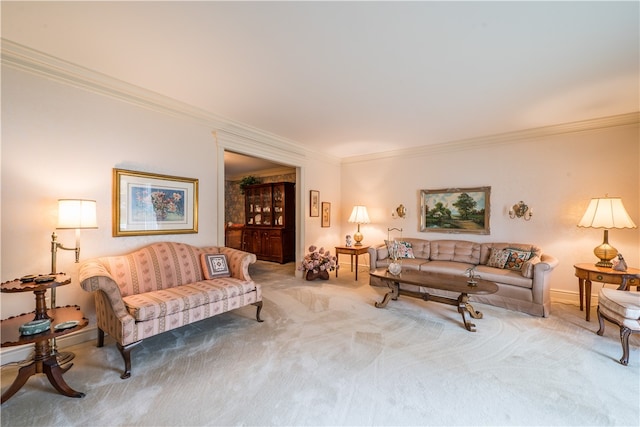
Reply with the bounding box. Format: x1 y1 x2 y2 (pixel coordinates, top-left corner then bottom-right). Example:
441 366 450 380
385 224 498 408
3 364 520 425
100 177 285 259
3 39 635 168
1 38 323 162
342 112 640 165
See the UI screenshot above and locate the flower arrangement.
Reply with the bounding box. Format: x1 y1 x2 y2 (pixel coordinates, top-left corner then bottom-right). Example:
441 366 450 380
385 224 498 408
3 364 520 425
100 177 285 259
135 189 183 221
298 245 339 273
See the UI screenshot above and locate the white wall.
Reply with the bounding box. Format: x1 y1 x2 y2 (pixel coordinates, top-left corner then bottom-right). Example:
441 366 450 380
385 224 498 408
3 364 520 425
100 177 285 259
1 65 342 324
340 123 639 301
1 48 638 340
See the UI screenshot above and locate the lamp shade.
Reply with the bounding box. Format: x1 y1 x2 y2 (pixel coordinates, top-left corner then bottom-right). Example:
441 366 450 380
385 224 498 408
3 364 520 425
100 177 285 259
348 206 370 224
577 198 636 229
57 199 98 229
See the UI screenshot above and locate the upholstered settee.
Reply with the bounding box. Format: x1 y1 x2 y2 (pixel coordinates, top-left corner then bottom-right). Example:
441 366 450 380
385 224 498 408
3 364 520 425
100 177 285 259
79 242 262 379
368 238 559 317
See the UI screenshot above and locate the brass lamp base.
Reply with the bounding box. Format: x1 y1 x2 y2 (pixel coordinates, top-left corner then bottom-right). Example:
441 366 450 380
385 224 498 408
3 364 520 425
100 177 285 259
353 224 363 246
594 230 617 268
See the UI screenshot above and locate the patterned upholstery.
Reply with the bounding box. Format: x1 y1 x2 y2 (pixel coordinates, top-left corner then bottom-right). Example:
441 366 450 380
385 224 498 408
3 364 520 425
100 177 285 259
80 242 261 376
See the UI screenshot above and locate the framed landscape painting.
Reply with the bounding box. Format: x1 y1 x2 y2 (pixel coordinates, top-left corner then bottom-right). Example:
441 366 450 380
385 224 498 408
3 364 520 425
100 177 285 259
113 168 198 236
420 186 490 234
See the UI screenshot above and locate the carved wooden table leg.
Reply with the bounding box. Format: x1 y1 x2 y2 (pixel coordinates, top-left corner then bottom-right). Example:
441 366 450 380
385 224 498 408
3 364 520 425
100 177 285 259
1 336 84 403
375 280 399 308
457 293 483 332
1 363 37 403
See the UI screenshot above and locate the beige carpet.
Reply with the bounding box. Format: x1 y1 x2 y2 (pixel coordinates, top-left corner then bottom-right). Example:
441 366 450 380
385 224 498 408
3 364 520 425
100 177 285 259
2 261 638 426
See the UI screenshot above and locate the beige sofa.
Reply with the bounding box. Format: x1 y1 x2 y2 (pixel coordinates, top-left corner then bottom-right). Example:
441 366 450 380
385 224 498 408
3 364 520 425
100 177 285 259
368 238 559 317
79 242 262 379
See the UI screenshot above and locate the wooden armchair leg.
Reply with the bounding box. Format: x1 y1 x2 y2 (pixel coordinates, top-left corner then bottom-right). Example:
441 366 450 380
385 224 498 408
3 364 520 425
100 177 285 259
619 327 632 366
253 301 264 322
97 327 105 347
117 341 141 379
596 306 606 336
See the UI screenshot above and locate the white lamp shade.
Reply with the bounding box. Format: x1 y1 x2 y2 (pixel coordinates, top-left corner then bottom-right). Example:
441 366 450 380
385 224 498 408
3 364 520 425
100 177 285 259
348 205 370 224
57 199 98 229
577 197 636 229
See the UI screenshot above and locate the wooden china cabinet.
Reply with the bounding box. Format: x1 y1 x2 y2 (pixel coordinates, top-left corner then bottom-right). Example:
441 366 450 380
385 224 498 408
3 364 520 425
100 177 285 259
242 182 295 263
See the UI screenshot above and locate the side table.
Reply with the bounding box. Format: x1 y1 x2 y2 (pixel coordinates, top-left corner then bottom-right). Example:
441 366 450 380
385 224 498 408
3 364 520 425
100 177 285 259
335 246 370 281
1 275 88 403
573 263 640 321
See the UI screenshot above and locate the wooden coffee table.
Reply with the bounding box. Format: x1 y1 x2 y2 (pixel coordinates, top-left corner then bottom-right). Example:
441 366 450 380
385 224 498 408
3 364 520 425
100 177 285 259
370 269 498 332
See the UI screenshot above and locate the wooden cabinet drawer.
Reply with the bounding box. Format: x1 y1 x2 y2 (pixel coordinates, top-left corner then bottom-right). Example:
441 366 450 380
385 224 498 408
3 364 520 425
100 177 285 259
587 271 619 283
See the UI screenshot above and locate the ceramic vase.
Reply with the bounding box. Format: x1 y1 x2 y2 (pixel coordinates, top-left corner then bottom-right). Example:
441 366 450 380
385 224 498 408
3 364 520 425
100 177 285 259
388 262 402 276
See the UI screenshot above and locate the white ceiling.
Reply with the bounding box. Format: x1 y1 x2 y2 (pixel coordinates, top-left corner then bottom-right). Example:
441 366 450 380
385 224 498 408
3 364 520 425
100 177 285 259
2 1 638 162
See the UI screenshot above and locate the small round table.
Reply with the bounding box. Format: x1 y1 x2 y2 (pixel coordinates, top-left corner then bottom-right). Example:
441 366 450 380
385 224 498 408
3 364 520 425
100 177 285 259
1 275 88 403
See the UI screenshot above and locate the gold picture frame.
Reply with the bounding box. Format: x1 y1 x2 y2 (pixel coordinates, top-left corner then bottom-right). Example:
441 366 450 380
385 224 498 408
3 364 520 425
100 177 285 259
113 168 198 236
420 186 490 234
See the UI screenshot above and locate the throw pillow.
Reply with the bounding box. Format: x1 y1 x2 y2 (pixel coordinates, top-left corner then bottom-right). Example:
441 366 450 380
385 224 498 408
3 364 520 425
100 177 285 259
385 240 415 259
504 249 532 271
487 248 509 268
521 255 541 278
201 253 230 279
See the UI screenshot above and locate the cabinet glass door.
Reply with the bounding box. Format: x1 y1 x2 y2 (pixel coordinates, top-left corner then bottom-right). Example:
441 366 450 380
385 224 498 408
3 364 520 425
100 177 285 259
258 186 272 226
273 184 284 227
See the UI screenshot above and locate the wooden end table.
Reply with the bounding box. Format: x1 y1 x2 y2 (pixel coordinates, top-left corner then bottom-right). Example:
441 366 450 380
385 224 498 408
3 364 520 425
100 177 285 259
574 263 640 321
334 245 369 281
1 275 88 403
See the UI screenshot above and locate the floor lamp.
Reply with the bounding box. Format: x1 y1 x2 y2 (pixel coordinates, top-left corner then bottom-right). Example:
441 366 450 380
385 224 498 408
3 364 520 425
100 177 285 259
50 199 98 364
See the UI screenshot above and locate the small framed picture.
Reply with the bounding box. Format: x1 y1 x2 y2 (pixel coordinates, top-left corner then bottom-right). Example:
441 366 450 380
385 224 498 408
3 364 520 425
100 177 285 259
321 202 331 227
310 190 320 217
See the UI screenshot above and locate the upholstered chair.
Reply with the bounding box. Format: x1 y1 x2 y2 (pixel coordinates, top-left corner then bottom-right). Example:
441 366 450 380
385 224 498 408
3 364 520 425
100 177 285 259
596 288 640 366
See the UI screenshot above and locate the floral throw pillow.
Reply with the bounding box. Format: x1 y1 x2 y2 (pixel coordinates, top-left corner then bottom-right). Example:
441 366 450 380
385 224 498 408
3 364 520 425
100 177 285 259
487 248 509 268
201 253 230 279
504 249 532 271
385 240 415 259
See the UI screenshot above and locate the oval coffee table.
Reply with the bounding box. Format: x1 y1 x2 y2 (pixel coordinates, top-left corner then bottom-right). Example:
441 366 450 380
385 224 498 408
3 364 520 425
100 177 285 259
370 268 498 332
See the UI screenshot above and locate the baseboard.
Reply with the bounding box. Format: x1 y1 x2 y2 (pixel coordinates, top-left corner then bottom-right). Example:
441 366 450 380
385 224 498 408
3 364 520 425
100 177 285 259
0 326 97 366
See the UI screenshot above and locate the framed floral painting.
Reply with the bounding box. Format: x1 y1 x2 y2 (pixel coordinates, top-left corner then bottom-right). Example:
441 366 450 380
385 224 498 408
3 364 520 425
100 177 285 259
113 168 198 236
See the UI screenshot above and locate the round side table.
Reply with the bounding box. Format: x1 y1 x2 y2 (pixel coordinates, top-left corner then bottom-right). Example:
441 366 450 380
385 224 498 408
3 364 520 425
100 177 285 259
1 275 88 403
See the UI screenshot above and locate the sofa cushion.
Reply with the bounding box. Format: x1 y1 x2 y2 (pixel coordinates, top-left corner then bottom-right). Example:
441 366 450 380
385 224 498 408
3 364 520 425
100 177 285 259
123 278 256 322
430 240 480 264
201 253 231 279
475 265 533 289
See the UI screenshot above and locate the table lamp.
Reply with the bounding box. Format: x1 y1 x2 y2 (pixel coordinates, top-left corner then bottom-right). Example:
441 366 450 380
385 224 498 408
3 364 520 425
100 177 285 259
577 197 636 268
348 205 370 246
50 199 98 363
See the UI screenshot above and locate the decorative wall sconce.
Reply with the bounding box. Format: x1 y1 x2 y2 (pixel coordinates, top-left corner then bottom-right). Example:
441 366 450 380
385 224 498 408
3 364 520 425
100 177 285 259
509 201 532 221
391 204 407 219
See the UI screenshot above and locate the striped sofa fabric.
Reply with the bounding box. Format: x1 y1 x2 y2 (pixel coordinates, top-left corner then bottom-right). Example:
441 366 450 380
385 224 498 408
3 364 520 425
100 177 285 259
80 242 262 379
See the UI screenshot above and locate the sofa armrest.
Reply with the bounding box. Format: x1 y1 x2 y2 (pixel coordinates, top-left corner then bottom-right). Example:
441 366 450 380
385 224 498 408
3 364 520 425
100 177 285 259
218 247 257 281
79 260 130 319
368 244 389 270
531 253 560 316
